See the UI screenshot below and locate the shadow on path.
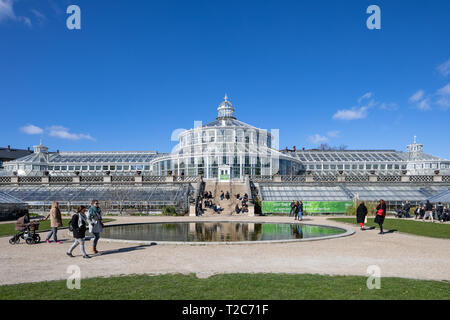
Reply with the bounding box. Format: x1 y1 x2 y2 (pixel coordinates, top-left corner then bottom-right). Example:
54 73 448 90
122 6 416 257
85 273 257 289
96 243 157 257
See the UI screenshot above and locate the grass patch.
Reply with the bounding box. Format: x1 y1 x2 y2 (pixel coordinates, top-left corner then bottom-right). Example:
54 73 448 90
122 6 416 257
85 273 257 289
0 273 448 300
0 218 114 238
329 217 450 239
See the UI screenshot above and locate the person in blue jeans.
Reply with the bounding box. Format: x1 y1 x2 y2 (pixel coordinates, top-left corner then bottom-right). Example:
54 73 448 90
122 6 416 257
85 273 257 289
294 201 303 221
44 201 63 244
87 200 103 254
297 201 304 221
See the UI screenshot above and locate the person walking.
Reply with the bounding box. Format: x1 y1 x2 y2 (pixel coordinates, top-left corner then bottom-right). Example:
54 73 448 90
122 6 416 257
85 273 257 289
67 206 90 259
44 201 63 244
374 199 387 234
87 200 104 254
356 201 368 230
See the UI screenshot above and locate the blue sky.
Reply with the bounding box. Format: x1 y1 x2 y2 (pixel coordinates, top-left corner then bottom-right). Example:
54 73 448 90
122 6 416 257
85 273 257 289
1 0 449 158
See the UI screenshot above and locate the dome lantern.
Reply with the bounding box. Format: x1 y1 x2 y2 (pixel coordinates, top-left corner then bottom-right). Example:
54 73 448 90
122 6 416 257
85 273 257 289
217 94 236 119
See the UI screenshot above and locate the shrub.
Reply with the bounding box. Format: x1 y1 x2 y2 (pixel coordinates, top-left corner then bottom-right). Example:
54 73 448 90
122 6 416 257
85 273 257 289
254 197 262 215
162 206 178 216
346 201 378 216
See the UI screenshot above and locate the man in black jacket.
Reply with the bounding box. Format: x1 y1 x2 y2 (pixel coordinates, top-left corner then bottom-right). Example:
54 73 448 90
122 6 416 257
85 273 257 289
289 200 296 217
403 201 411 218
435 202 444 221
423 200 434 222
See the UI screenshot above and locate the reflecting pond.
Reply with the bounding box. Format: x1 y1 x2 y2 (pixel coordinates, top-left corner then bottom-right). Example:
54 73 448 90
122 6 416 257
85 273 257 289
101 222 346 242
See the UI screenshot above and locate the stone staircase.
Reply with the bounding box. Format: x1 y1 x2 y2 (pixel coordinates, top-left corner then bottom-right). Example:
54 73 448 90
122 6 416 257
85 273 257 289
201 181 249 216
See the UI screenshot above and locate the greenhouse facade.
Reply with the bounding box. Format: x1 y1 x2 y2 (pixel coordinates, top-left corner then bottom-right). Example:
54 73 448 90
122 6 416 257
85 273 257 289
0 96 449 215
2 96 449 180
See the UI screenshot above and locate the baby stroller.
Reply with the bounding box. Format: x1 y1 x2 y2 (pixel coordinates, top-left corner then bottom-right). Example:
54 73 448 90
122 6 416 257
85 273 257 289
9 217 42 245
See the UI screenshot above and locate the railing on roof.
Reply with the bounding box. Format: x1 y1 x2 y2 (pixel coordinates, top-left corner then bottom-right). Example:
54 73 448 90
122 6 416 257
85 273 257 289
0 175 199 185
0 174 449 185
251 174 450 184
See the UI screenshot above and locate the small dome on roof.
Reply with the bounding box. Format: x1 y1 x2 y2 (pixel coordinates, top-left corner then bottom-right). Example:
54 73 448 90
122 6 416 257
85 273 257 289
217 94 235 119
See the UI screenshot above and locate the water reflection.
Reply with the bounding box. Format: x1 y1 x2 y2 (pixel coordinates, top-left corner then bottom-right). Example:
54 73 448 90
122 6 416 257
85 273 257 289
102 222 344 242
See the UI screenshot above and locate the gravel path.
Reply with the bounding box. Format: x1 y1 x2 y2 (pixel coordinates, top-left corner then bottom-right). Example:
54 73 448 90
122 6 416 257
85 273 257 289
1 216 449 285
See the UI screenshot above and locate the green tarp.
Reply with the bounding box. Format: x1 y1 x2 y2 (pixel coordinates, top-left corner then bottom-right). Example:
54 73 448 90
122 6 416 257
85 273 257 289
262 201 352 214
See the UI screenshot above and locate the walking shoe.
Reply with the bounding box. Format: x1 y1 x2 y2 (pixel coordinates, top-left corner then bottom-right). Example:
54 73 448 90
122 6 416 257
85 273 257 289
83 255 91 259
45 240 51 244
66 252 74 257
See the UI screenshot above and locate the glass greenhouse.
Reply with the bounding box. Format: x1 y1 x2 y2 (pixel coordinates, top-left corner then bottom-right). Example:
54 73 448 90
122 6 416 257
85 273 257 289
1 97 449 180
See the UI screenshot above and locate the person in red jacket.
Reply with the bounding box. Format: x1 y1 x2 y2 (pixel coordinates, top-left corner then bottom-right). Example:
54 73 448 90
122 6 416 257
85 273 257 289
374 199 387 234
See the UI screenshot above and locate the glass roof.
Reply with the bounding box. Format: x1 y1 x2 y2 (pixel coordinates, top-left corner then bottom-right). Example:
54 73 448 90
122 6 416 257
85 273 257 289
283 150 407 162
7 152 166 164
0 191 26 204
0 184 189 203
259 183 448 202
202 118 260 130
427 190 450 203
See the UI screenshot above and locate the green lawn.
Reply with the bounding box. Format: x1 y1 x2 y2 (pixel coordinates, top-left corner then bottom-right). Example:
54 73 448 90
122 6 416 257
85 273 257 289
0 273 448 300
0 218 114 238
329 217 450 239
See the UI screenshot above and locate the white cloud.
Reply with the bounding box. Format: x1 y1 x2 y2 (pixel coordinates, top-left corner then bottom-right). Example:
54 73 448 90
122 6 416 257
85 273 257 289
437 59 450 77
408 90 432 111
333 106 369 120
0 0 14 21
436 83 450 96
308 134 328 144
31 9 45 20
436 83 450 109
379 102 398 111
0 0 31 26
417 98 431 111
327 130 340 138
357 92 372 103
332 93 386 121
436 97 450 109
409 90 425 103
48 126 95 141
20 124 43 135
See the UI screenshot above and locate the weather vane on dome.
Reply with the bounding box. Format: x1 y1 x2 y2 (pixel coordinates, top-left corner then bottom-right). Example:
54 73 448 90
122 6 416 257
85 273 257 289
224 94 228 101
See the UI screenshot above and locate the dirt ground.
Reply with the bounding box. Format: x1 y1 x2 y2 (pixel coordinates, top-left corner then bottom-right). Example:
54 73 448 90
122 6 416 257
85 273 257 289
1 215 449 285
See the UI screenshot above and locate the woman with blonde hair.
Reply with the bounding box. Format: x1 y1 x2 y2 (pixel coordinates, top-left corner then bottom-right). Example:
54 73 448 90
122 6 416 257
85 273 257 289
44 201 63 244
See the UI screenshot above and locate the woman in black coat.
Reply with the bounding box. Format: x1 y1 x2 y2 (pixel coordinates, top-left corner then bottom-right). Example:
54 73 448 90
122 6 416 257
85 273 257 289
356 201 368 230
374 199 387 234
67 206 90 258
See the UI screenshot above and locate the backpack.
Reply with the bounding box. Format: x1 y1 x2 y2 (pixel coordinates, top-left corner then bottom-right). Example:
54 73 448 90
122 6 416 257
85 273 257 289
68 215 74 232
